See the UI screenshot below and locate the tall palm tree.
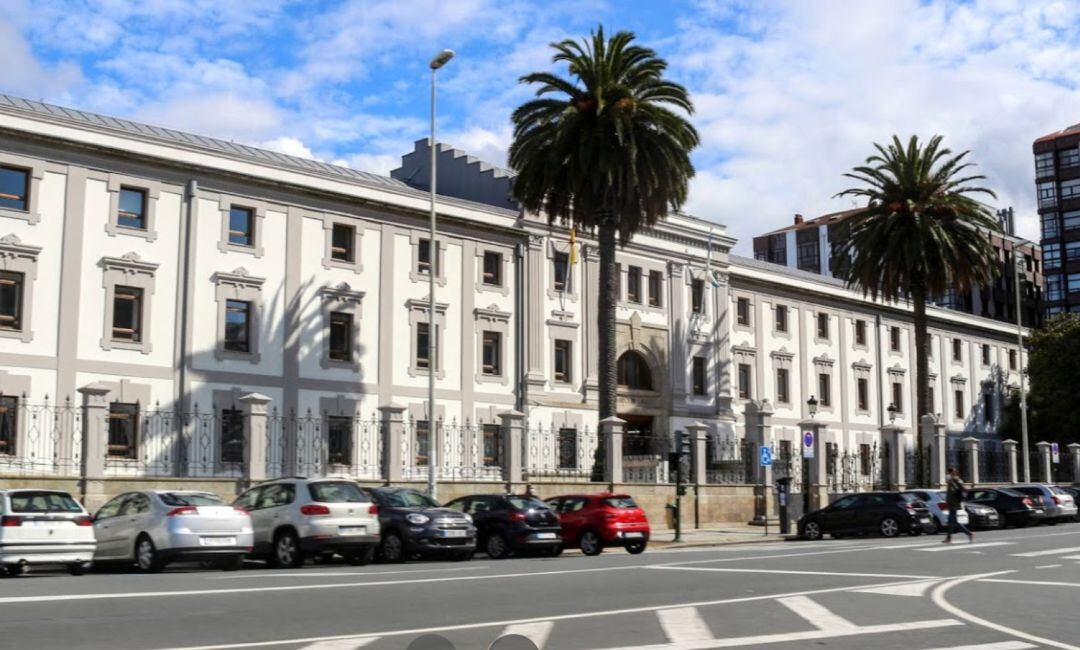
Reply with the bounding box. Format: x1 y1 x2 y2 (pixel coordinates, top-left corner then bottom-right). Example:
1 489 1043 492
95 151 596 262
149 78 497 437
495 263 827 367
509 27 698 428
834 135 1000 483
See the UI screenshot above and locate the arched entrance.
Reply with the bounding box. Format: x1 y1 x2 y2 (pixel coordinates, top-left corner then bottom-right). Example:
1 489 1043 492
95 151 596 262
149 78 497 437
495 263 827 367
616 350 664 455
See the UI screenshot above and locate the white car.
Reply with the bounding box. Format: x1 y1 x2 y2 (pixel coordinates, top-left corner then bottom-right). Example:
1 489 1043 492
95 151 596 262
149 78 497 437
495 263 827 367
0 489 96 576
900 490 968 532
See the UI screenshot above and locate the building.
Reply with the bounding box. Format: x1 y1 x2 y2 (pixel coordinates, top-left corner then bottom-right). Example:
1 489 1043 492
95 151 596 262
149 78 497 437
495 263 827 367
752 209 1043 327
0 94 1026 515
1034 122 1080 317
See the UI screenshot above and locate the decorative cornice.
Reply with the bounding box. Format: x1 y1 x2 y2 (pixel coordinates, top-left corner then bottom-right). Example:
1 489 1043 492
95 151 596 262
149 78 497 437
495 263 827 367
0 233 42 259
812 353 834 367
732 344 757 357
101 251 159 275
211 266 265 288
887 363 907 376
406 297 449 313
950 373 968 385
474 304 511 323
852 359 872 371
769 347 794 361
550 309 575 322
320 281 365 304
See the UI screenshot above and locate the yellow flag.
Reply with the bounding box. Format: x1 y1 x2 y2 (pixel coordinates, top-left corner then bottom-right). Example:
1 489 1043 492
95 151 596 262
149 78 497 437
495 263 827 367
569 227 578 265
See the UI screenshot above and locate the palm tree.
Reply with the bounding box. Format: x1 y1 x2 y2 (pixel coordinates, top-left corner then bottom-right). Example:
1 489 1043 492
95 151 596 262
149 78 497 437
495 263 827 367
834 135 1000 483
509 27 699 429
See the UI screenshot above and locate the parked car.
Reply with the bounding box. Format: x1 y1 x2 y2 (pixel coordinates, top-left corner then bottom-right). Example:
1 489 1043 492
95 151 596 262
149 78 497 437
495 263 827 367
1 489 95 576
900 490 968 533
444 494 561 559
1009 484 1078 523
963 502 1002 529
93 490 252 572
368 487 475 562
545 493 650 555
964 488 1046 528
1060 487 1080 522
797 492 935 540
233 478 380 568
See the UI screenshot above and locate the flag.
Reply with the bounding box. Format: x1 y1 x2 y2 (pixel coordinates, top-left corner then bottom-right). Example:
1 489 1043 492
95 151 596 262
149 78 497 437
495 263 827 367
569 227 578 265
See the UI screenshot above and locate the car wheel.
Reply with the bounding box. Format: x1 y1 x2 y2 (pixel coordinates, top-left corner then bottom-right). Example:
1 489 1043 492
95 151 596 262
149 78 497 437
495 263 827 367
879 517 900 538
135 535 163 573
67 562 89 576
3 564 26 577
579 530 603 556
381 531 406 564
802 521 822 541
345 546 375 566
271 529 304 569
626 540 647 555
485 532 510 559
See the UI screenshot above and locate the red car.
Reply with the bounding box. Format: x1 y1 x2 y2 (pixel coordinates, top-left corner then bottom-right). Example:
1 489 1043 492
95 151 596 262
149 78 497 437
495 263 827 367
544 493 650 556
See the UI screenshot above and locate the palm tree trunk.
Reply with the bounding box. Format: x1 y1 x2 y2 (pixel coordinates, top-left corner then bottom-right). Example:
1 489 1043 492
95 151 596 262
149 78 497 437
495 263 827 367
597 220 618 420
911 282 930 486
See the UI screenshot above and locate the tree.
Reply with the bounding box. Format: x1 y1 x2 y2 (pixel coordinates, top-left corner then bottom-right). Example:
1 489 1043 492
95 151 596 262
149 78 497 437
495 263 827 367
1001 314 1080 446
509 27 699 424
834 135 1000 483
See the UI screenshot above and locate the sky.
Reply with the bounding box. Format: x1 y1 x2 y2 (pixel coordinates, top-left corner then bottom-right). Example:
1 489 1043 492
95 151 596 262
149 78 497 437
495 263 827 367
3 0 1079 251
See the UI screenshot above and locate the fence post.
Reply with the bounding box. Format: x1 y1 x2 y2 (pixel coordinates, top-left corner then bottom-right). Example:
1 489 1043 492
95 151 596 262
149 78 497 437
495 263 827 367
378 403 406 483
78 383 111 509
1036 441 1053 483
599 416 626 485
498 410 525 485
880 424 906 491
1068 443 1080 485
962 437 980 486
746 400 774 525
1002 439 1019 484
239 393 271 484
687 422 708 485
800 419 828 511
923 414 947 488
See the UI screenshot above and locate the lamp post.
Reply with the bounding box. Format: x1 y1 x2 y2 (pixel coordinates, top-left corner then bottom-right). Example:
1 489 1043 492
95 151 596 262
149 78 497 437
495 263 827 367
887 403 898 424
1012 240 1031 483
427 48 454 500
807 395 818 420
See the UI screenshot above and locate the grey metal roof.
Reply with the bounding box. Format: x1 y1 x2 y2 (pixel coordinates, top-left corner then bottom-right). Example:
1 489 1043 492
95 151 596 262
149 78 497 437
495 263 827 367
730 254 849 289
0 93 411 191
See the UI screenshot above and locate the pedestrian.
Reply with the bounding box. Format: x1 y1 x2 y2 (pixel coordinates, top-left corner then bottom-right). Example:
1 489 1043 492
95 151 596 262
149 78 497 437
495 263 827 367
943 467 974 544
524 483 535 498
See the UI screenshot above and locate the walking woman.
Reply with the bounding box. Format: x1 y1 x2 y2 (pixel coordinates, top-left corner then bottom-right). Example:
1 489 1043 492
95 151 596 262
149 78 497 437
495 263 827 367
943 467 974 544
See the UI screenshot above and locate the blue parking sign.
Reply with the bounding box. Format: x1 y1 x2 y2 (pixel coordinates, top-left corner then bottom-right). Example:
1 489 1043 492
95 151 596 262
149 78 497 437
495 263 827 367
759 446 773 467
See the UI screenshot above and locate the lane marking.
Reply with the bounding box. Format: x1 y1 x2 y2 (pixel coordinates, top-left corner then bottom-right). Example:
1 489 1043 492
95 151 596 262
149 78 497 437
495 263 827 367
1012 546 1080 557
1061 555 1080 560
210 566 488 580
777 595 856 631
853 580 941 597
647 566 937 580
657 607 713 642
978 578 1080 588
500 621 553 649
1035 564 1062 569
297 639 377 650
919 643 1035 650
931 571 1080 650
916 542 1013 552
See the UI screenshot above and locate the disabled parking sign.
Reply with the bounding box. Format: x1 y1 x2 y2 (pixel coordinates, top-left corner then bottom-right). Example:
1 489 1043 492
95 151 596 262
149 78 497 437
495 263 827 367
1052 442 1060 464
759 446 773 467
802 430 815 459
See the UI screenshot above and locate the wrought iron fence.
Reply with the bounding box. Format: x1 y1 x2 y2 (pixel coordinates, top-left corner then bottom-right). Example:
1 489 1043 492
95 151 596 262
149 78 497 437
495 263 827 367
1053 450 1073 484
980 447 1010 483
267 410 384 481
826 442 888 493
622 431 670 484
705 437 754 485
0 399 82 477
522 423 599 483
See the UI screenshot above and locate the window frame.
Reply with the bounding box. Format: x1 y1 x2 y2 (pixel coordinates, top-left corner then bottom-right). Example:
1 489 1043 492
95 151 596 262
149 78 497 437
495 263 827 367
482 251 502 287
691 356 707 396
481 330 502 377
220 408 246 465
857 377 870 411
690 278 705 314
408 297 447 379
890 326 901 352
737 363 752 400
647 269 663 307
106 402 140 460
0 395 18 457
736 297 751 326
816 313 830 341
952 339 963 362
320 283 364 370
111 286 145 344
322 216 365 274
854 319 867 347
0 154 45 223
776 367 790 404
818 373 832 407
626 265 642 303
553 338 573 384
954 390 965 420
212 268 265 363
775 304 788 333
326 416 353 467
100 253 158 354
328 311 353 362
553 251 570 293
0 270 24 334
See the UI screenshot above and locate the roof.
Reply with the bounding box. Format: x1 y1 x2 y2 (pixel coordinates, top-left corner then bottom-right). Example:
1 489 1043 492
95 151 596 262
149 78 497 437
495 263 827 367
731 254 848 289
756 209 864 237
1035 122 1080 145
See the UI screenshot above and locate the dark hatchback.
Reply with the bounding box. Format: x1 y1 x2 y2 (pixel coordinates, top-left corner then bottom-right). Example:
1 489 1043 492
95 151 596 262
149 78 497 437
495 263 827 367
444 494 562 559
797 492 935 540
964 488 1046 528
368 487 476 563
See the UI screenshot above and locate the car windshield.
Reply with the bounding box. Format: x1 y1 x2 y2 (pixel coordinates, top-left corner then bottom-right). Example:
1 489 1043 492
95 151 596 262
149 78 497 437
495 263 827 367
159 493 225 507
507 496 549 511
309 482 368 503
1050 486 1069 495
9 491 83 513
377 489 438 508
603 497 638 508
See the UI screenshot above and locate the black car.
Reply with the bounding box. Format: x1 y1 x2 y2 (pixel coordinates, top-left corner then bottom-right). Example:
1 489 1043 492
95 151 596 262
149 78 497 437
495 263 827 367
962 501 1002 529
368 487 476 563
444 494 562 559
964 488 1046 528
797 492 935 540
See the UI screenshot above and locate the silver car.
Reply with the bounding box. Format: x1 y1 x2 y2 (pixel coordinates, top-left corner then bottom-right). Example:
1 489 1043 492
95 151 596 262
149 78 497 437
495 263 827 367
234 478 380 568
93 490 253 572
1010 484 1079 522
901 490 969 532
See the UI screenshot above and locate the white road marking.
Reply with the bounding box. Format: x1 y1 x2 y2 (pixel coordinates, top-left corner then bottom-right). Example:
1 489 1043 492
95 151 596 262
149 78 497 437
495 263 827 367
853 580 940 597
777 595 856 630
297 639 377 650
916 542 1013 552
1011 545 1080 557
1036 564 1063 569
647 566 936 580
919 643 1035 650
500 621 554 648
210 566 488 580
979 578 1080 588
657 607 713 642
932 571 1080 650
1061 555 1080 560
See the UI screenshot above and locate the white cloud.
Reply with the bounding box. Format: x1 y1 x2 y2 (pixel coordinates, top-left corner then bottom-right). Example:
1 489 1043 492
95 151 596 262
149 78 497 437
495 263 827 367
261 136 316 159
0 19 81 97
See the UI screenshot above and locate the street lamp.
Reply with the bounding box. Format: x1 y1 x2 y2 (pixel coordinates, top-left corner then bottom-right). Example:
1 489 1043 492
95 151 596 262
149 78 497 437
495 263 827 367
887 403 898 424
1012 239 1031 482
427 48 454 500
807 395 818 419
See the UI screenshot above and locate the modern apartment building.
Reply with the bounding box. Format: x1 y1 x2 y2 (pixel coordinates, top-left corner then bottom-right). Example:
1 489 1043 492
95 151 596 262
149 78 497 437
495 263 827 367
1034 122 1080 317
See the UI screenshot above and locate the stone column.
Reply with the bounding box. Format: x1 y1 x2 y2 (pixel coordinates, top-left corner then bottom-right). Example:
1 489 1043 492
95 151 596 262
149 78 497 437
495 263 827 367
923 414 947 488
78 383 111 509
499 410 525 485
1068 443 1080 485
600 416 626 485
1002 439 1019 484
962 437 980 486
1036 441 1053 484
379 403 406 483
523 236 547 394
687 422 708 484
668 263 687 403
746 400 775 525
239 393 271 484
582 245 600 403
880 424 907 491
800 420 828 512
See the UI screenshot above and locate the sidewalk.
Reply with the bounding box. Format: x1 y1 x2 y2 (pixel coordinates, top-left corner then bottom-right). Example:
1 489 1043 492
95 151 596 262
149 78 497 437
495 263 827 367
647 523 797 549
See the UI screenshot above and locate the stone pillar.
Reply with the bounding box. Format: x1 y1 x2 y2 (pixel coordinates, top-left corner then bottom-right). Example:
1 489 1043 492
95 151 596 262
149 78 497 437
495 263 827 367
600 416 626 484
880 424 907 491
239 393 271 484
379 403 406 483
523 236 547 394
78 383 111 509
1068 443 1080 485
962 437 980 486
668 263 687 403
582 245 600 403
1002 439 1019 484
687 422 708 484
746 400 775 525
499 410 525 485
923 414 947 488
1036 441 1053 484
799 420 829 511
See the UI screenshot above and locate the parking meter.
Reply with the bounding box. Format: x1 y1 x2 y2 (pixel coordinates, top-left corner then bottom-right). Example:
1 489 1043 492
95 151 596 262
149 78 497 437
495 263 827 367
775 477 791 535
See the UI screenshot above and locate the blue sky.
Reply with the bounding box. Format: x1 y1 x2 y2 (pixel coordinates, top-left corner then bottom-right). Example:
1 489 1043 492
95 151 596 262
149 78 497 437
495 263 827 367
4 0 1080 249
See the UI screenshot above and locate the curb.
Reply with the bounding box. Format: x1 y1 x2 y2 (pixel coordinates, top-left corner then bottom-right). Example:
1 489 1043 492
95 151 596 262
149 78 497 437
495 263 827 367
649 534 799 550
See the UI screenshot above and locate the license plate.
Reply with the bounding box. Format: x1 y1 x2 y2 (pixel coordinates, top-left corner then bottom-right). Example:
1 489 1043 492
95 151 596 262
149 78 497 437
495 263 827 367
624 532 644 538
201 537 236 546
919 517 930 523
440 529 468 538
339 526 366 535
534 532 557 540
24 520 68 528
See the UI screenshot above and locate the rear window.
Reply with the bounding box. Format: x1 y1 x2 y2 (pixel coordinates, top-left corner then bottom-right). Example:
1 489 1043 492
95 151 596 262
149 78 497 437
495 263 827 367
374 489 437 508
997 488 1024 497
9 491 83 513
159 493 225 507
507 496 549 511
309 482 368 503
603 497 638 509
1050 486 1069 495
1010 487 1040 496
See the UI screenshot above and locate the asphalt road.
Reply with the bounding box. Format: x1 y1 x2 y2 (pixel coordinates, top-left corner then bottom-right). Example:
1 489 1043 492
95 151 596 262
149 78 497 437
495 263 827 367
4 525 1080 650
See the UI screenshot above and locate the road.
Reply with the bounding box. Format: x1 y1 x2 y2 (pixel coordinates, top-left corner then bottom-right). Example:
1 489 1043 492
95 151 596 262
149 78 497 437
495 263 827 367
4 525 1080 650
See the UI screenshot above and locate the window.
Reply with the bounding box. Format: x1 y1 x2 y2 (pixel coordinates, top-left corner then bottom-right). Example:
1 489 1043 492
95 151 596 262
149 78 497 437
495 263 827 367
929 386 935 410
481 331 501 376
117 187 147 230
228 207 254 247
1064 210 1080 231
417 238 437 276
328 312 352 362
415 420 430 466
818 373 831 407
1067 240 1080 260
859 444 872 475
857 377 869 411
326 416 351 465
331 223 355 262
482 424 502 467
648 270 662 307
981 344 990 366
1042 212 1060 239
1061 178 1080 201
416 322 438 370
106 402 139 459
0 271 23 331
1067 273 1080 294
1046 274 1063 301
737 363 751 399
557 428 577 469
1044 245 1062 270
1009 349 1017 370
0 395 16 456
224 300 251 352
816 313 829 339
1035 151 1055 175
617 351 653 390
1061 148 1080 168
691 278 704 314
626 266 642 303
797 232 820 271
891 382 903 414
692 356 707 396
983 393 994 424
736 297 750 325
890 326 901 351
954 390 964 419
112 286 143 342
482 251 502 286
855 319 866 346
776 368 789 404
554 339 572 383
220 409 244 464
1038 181 1057 208
775 305 788 332
0 166 28 211
952 339 962 362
